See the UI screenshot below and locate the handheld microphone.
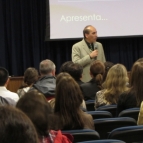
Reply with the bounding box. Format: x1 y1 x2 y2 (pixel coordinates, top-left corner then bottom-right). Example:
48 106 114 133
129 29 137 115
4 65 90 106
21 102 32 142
94 43 98 50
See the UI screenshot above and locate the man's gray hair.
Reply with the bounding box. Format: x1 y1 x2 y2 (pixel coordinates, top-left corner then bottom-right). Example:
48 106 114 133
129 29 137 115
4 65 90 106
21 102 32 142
39 59 56 75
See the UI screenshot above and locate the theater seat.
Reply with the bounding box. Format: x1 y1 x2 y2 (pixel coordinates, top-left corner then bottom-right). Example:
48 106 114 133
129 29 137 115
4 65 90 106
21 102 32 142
86 111 112 119
96 105 117 117
77 139 125 143
94 117 136 139
62 129 100 143
118 108 139 121
108 125 143 143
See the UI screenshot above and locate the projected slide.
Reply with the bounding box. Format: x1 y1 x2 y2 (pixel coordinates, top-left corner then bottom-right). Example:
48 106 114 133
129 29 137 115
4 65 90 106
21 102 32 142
48 0 143 39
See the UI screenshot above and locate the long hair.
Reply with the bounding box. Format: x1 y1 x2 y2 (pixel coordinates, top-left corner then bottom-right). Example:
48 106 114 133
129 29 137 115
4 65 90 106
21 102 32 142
54 72 84 130
16 90 52 137
90 60 105 89
103 64 128 104
0 106 39 143
129 61 143 106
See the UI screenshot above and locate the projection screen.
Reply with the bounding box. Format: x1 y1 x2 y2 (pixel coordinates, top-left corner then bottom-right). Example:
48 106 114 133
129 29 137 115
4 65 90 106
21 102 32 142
47 0 143 40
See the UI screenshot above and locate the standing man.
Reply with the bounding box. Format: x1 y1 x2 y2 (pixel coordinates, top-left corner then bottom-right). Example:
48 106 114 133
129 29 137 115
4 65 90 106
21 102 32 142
72 25 106 82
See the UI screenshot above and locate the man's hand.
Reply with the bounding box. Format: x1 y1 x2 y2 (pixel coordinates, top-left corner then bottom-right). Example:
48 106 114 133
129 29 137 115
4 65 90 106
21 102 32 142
90 50 98 59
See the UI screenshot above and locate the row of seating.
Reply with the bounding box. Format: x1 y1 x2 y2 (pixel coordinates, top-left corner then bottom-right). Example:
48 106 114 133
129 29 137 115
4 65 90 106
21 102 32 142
85 101 139 120
63 125 143 143
86 108 139 121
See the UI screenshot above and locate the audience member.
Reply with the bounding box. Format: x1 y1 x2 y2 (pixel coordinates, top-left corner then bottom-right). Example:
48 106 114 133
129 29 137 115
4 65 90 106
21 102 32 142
0 67 19 102
137 101 143 125
30 59 56 100
0 105 39 143
51 72 94 130
17 67 39 97
80 60 105 100
16 90 73 143
66 63 84 85
117 61 143 115
103 61 114 82
52 61 86 110
0 96 16 106
59 61 73 73
95 64 128 109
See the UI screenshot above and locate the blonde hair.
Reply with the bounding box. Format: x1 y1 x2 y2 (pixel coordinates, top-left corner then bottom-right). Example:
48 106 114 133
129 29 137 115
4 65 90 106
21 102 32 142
103 64 128 104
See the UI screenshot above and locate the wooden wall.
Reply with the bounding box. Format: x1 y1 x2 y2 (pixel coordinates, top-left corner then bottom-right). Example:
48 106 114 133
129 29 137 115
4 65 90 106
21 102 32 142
7 77 24 93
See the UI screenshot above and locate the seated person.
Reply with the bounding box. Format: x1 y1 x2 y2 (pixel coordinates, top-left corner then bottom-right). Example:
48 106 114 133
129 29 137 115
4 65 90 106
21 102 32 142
17 67 39 97
0 67 19 102
50 73 94 130
16 90 73 143
137 101 143 125
59 61 73 73
0 105 39 143
80 60 105 100
0 96 16 106
117 61 143 115
95 64 128 109
51 62 86 110
30 59 56 100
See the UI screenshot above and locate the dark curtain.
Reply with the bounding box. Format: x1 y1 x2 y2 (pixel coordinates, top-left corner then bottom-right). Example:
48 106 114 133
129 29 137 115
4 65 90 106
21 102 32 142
0 0 143 76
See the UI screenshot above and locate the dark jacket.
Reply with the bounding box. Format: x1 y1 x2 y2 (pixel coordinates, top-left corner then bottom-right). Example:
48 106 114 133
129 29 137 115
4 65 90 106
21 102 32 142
80 78 100 101
30 75 56 98
117 91 138 115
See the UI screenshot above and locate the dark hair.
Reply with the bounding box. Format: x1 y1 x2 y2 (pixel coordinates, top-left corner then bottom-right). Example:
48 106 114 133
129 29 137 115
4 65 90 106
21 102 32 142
55 72 84 130
129 61 143 106
16 90 52 137
24 67 39 86
0 67 9 86
83 25 92 38
59 61 73 73
90 60 105 89
103 61 114 82
0 106 39 143
61 62 83 81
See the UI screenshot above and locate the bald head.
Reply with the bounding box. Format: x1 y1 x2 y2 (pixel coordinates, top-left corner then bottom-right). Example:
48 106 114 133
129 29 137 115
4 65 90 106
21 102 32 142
83 25 97 43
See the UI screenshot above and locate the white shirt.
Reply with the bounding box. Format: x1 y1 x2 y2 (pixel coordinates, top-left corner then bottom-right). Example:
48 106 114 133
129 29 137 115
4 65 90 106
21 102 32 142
0 86 19 102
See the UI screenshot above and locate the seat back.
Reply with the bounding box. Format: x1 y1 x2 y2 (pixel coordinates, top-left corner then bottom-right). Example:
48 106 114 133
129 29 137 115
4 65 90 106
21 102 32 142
118 108 139 121
108 125 143 143
86 111 112 119
85 100 95 111
77 139 125 143
62 129 100 143
94 117 136 139
96 105 117 117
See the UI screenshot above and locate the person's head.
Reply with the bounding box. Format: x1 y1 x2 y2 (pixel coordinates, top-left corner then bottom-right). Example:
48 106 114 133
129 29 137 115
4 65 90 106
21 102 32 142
55 72 84 129
103 61 114 82
136 58 143 62
16 90 52 138
83 25 97 43
0 106 39 143
129 61 143 106
90 60 105 88
61 62 83 81
103 64 128 104
39 59 56 76
59 61 73 73
24 67 39 86
0 67 9 86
